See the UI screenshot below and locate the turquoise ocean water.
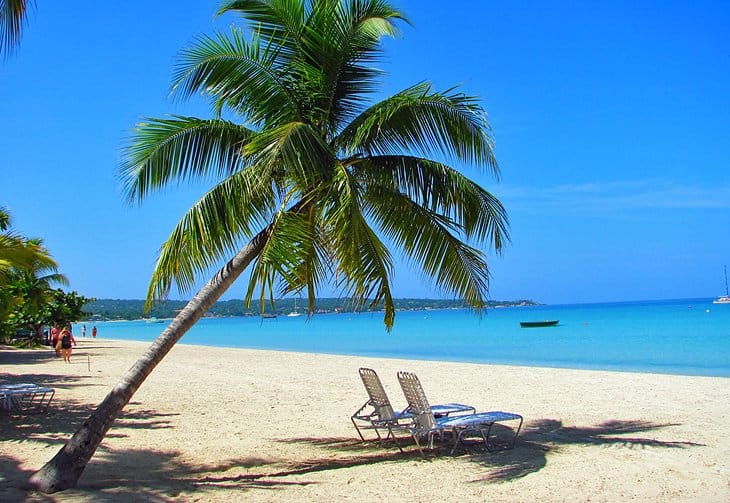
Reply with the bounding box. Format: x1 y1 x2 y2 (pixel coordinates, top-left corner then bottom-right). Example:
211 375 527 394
76 298 730 377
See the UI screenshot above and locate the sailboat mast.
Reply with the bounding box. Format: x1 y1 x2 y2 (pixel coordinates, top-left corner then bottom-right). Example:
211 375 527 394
712 266 730 304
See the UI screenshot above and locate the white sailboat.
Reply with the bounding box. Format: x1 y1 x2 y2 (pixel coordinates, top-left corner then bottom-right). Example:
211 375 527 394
287 297 303 317
713 266 730 304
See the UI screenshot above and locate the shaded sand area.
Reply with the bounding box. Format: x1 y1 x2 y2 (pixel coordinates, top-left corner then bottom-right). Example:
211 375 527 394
1 339 728 502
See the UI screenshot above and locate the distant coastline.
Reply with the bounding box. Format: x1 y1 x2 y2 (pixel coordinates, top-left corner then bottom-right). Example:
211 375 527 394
83 298 540 322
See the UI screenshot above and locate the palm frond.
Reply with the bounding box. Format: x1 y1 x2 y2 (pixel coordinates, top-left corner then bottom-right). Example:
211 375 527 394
287 0 408 133
326 164 395 328
1 0 33 56
121 116 254 202
244 202 313 313
217 0 306 58
0 233 57 278
317 0 408 127
0 206 10 230
245 121 333 187
339 82 499 173
271 201 331 308
38 272 69 287
365 184 492 309
355 155 509 249
145 169 277 305
172 28 298 126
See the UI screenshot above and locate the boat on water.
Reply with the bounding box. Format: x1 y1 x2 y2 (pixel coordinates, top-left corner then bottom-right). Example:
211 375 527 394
713 266 730 304
287 297 302 317
261 313 277 319
144 317 164 324
520 320 559 328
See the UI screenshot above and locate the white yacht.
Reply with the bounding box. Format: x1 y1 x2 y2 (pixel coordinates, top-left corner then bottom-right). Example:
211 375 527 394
287 297 303 317
713 266 730 304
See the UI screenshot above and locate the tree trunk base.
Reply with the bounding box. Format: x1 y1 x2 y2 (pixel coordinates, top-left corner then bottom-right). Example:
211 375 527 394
27 448 83 493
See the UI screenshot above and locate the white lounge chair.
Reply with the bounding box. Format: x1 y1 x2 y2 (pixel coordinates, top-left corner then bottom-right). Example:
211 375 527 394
397 371 523 455
352 368 474 449
0 383 55 414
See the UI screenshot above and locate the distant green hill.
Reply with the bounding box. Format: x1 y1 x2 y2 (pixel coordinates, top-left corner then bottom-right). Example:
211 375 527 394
83 298 539 321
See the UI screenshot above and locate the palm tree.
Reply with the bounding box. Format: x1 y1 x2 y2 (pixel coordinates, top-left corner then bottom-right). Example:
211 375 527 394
0 206 57 285
30 0 509 492
6 245 68 339
0 208 59 338
0 0 33 55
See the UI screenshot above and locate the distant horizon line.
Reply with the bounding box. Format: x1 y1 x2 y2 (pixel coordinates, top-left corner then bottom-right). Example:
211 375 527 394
85 296 721 306
87 297 538 303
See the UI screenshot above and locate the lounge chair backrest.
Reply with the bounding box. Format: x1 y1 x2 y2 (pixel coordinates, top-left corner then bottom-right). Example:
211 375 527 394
359 368 397 421
397 371 437 430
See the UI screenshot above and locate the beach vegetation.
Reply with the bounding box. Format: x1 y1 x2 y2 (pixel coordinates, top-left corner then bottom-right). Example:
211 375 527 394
0 207 92 344
2 255 67 340
31 0 509 492
0 206 56 285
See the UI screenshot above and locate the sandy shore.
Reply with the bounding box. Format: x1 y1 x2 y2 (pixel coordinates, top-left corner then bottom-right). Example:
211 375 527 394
1 338 728 502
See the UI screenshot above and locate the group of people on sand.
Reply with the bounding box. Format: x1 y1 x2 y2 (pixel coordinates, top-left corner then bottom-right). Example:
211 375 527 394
48 324 97 363
49 325 76 363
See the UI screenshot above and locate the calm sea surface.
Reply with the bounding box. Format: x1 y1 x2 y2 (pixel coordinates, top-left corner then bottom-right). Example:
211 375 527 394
75 298 730 377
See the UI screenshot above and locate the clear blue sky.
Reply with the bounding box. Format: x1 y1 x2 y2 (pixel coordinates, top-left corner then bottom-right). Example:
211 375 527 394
2 1 729 305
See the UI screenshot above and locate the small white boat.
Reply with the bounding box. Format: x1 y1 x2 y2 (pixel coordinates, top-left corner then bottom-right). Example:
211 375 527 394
287 297 303 317
713 266 730 304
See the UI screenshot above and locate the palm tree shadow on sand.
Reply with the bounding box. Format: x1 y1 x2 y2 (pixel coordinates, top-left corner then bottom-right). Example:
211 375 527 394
466 418 703 481
2 416 703 500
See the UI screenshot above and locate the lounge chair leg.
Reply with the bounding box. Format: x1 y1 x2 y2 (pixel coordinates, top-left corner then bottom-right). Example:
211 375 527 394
478 427 489 451
484 416 523 451
451 430 460 454
427 432 433 450
351 417 367 442
410 433 430 458
509 417 524 449
386 425 404 453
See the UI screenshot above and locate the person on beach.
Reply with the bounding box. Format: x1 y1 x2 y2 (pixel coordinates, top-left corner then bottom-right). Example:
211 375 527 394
59 327 76 363
92 325 97 338
50 326 60 355
81 325 87 337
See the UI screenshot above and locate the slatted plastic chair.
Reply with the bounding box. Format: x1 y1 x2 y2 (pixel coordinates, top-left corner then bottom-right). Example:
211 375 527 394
0 383 55 414
352 368 475 450
397 371 523 455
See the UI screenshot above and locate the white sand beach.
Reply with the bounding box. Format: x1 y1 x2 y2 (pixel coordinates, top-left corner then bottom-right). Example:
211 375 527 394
1 338 728 502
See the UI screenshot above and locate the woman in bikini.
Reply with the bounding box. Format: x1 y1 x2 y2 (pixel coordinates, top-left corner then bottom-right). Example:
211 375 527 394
59 327 77 363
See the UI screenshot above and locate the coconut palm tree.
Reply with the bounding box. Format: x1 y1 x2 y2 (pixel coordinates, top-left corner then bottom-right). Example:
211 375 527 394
0 210 59 342
0 0 33 55
0 206 57 285
30 0 509 492
5 244 68 339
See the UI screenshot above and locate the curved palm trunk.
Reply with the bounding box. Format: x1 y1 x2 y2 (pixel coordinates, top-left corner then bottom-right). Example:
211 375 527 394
28 229 270 493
